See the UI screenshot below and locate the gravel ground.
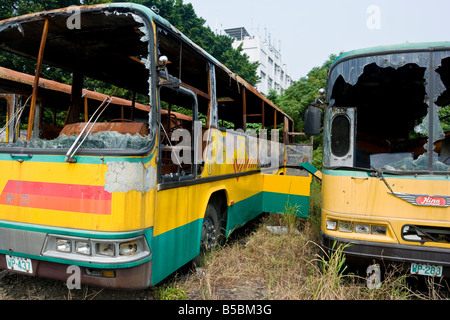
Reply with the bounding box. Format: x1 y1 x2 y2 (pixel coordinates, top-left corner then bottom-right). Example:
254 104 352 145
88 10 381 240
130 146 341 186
0 269 159 300
0 268 264 300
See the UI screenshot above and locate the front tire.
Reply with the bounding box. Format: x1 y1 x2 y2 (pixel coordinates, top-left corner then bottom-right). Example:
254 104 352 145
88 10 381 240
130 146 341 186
200 203 223 253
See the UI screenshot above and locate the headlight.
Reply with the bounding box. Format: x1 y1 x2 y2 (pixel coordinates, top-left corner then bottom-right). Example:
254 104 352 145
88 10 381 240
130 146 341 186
338 221 353 233
75 241 91 255
326 220 337 230
371 225 387 236
43 235 150 264
355 223 370 234
96 243 115 257
56 239 71 252
119 240 138 256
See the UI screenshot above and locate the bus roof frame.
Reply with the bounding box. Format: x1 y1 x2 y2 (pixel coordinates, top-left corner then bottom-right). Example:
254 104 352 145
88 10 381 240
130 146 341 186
0 2 293 130
331 41 450 71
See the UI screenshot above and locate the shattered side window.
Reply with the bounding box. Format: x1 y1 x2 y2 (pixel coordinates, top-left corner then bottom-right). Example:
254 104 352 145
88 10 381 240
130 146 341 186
435 54 450 169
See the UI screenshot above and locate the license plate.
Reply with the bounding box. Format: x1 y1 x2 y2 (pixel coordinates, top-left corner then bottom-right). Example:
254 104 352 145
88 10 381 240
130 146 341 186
410 263 443 277
5 255 33 274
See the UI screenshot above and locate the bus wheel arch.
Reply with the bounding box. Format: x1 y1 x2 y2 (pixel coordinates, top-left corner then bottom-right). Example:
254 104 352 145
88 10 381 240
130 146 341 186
200 190 228 253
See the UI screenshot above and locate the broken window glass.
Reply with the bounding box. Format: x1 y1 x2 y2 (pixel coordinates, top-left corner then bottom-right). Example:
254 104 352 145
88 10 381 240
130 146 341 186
326 50 450 173
3 131 150 150
0 8 155 154
0 98 6 142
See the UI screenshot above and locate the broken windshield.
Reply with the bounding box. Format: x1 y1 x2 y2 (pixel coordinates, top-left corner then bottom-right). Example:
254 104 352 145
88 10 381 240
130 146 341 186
325 48 450 173
0 6 156 155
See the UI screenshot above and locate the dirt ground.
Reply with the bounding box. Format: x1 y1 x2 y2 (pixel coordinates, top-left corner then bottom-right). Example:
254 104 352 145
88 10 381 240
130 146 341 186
0 265 267 300
0 269 156 300
0 225 263 300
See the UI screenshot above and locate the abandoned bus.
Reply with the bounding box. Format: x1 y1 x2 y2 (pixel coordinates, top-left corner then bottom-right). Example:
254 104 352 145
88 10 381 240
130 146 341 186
305 42 450 280
0 3 312 289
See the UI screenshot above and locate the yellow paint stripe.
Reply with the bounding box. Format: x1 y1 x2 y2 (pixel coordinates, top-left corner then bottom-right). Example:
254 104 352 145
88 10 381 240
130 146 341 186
263 174 312 196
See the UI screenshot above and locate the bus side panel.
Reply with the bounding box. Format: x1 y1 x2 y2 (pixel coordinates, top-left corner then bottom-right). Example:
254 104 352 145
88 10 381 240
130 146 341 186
262 174 312 218
151 217 202 285
151 185 201 284
152 175 264 284
0 156 156 232
226 192 263 235
151 172 313 285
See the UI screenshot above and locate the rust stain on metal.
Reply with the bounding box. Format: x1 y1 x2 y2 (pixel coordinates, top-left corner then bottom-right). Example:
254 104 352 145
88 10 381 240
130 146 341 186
60 122 150 137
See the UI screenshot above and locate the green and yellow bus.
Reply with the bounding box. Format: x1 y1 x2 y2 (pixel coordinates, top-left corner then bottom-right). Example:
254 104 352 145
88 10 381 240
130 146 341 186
0 3 312 289
305 42 450 281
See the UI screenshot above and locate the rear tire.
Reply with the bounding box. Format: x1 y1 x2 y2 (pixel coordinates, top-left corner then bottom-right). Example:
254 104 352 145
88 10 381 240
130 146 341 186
193 201 226 267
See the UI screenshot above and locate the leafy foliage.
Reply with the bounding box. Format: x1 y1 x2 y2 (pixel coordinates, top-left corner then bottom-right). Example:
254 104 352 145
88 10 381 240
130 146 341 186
132 0 259 85
277 54 336 133
265 89 280 105
0 0 259 86
275 54 336 161
0 0 110 21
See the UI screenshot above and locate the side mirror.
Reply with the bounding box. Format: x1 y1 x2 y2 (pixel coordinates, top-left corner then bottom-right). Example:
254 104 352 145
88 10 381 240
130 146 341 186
304 104 322 136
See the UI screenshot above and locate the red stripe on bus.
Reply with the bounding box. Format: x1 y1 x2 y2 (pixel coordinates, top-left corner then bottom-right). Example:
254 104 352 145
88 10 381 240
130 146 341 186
0 180 111 215
1 180 111 200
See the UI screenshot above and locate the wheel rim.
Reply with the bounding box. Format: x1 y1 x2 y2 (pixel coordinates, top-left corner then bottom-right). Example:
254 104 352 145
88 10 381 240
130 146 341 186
201 217 217 252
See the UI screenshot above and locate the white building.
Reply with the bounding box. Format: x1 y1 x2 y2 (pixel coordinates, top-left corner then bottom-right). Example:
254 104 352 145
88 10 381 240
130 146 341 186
224 27 294 95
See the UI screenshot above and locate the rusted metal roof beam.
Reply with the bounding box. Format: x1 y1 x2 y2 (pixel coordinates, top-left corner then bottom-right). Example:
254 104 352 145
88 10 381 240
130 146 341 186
26 18 49 140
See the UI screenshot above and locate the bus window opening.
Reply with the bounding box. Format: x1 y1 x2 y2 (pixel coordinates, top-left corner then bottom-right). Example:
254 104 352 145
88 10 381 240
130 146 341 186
331 114 351 157
328 61 447 171
0 10 154 154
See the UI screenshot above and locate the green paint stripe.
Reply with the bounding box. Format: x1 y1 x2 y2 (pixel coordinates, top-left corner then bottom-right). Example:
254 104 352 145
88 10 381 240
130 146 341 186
151 219 202 285
227 192 263 235
263 192 310 219
301 161 319 175
227 191 310 235
0 152 155 165
332 41 450 67
0 220 146 239
323 169 450 181
323 169 370 178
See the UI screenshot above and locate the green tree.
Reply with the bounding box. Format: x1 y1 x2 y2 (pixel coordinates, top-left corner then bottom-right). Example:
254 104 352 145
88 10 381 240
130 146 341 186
0 0 110 81
277 54 336 133
125 0 259 85
265 88 280 105
0 0 110 20
0 0 259 86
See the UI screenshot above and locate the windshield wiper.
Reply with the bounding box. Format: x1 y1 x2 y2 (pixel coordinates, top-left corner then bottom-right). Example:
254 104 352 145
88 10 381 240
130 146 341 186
328 165 399 196
65 95 113 163
370 168 397 196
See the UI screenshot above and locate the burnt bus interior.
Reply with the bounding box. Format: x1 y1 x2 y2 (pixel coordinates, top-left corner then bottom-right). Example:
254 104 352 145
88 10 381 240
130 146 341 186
0 6 298 181
154 19 297 180
155 23 294 137
330 58 450 171
0 8 154 153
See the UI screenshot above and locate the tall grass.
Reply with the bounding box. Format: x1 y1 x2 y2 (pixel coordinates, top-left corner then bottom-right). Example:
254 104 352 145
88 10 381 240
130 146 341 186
171 179 448 300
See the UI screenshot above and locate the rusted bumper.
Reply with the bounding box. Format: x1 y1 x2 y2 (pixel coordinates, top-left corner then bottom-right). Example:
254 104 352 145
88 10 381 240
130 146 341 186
0 254 152 290
321 232 450 278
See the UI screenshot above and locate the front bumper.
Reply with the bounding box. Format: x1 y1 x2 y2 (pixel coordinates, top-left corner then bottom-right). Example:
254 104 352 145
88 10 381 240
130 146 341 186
0 254 152 289
321 232 450 277
0 222 153 289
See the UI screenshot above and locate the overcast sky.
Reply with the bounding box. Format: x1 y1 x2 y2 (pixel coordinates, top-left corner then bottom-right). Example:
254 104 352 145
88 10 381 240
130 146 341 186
186 0 450 80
